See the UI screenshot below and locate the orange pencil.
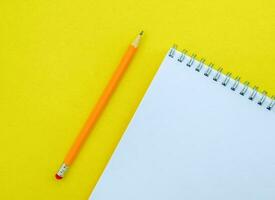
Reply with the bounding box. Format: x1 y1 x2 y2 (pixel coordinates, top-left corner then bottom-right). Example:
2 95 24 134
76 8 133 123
55 31 143 179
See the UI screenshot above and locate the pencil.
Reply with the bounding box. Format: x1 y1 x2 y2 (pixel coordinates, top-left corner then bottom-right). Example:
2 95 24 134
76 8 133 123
55 31 144 179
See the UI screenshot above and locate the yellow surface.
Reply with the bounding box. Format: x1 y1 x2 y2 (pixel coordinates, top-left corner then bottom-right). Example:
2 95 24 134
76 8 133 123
1 0 274 199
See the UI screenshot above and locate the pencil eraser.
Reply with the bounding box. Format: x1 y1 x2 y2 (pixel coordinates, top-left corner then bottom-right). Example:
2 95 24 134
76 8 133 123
55 163 69 180
55 174 63 180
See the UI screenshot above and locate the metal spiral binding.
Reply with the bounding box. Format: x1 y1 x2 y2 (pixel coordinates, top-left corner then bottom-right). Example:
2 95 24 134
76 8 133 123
213 67 223 81
169 46 274 111
258 91 267 105
249 86 258 101
222 72 232 86
177 50 187 62
186 54 197 67
204 63 214 77
267 96 275 110
169 46 177 58
231 76 240 91
195 58 205 72
240 81 250 96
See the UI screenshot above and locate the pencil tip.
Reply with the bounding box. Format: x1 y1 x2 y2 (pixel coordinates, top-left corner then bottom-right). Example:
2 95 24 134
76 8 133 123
132 31 144 47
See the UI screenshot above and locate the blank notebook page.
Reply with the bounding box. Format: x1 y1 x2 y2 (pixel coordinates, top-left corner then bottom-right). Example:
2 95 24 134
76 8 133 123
90 49 275 200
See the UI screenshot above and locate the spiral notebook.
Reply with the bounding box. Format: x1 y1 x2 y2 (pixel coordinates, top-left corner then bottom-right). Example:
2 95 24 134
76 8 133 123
90 47 275 200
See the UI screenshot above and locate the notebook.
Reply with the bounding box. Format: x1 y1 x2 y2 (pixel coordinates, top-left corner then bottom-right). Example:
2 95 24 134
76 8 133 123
89 47 275 200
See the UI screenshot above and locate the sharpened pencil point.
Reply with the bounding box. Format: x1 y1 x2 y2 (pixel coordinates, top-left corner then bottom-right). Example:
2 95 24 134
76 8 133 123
132 32 143 48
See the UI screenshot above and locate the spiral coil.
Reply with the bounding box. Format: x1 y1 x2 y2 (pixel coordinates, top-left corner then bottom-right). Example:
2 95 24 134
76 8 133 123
169 45 275 111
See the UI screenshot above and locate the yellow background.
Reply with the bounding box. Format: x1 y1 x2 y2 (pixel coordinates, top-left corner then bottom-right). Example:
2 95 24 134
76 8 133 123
1 0 274 199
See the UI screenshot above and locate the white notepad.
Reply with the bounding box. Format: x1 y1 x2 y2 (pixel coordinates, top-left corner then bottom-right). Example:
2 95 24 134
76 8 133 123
90 47 275 200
